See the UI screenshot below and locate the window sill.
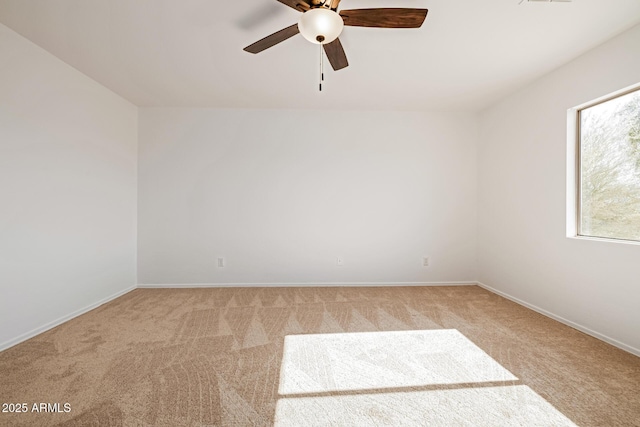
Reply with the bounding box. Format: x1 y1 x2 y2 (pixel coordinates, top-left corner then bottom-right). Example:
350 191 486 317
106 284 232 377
567 235 640 246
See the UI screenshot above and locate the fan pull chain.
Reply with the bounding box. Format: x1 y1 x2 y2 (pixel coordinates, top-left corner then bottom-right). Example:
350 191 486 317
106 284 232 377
319 44 324 92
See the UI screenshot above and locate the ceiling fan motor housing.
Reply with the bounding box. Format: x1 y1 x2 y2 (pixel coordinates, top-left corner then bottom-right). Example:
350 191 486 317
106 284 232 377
298 8 344 44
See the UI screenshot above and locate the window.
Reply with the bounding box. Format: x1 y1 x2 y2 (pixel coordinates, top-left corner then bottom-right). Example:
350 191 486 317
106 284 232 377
575 87 640 243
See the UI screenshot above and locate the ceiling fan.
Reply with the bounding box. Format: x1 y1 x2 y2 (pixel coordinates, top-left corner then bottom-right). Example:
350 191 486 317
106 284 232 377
243 0 429 72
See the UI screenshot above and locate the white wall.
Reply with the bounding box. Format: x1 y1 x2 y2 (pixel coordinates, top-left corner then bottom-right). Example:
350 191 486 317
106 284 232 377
138 108 477 285
478 24 640 354
0 24 138 349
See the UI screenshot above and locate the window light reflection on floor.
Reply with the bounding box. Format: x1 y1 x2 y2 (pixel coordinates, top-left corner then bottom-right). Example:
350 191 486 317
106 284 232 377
275 329 577 426
278 329 516 395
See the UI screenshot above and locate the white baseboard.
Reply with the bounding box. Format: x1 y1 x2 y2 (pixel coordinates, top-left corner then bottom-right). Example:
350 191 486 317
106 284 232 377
476 281 640 358
0 286 136 353
137 281 477 288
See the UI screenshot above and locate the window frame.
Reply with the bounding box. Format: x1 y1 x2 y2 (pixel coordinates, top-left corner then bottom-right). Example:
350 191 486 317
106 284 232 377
567 83 640 245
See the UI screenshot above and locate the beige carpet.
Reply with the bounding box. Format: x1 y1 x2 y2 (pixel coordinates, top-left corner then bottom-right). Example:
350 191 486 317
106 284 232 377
0 286 639 426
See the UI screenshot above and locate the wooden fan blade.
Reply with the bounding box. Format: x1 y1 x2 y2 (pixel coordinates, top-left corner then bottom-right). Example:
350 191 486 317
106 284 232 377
327 0 342 11
340 8 428 28
276 0 310 12
323 38 349 71
243 24 300 54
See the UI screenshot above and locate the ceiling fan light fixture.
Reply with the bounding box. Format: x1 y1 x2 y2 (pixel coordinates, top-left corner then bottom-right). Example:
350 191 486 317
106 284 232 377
298 8 344 44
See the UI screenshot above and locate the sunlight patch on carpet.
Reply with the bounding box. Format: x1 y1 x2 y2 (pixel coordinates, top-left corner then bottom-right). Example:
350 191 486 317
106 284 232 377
276 329 577 426
274 385 577 426
279 329 517 394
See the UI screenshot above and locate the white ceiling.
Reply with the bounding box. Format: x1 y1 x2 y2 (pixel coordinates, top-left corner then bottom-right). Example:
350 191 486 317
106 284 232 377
1 0 639 111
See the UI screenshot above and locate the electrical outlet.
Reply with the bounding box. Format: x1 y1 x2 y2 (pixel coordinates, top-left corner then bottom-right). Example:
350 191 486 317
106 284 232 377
336 257 344 267
422 257 430 267
217 257 226 268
